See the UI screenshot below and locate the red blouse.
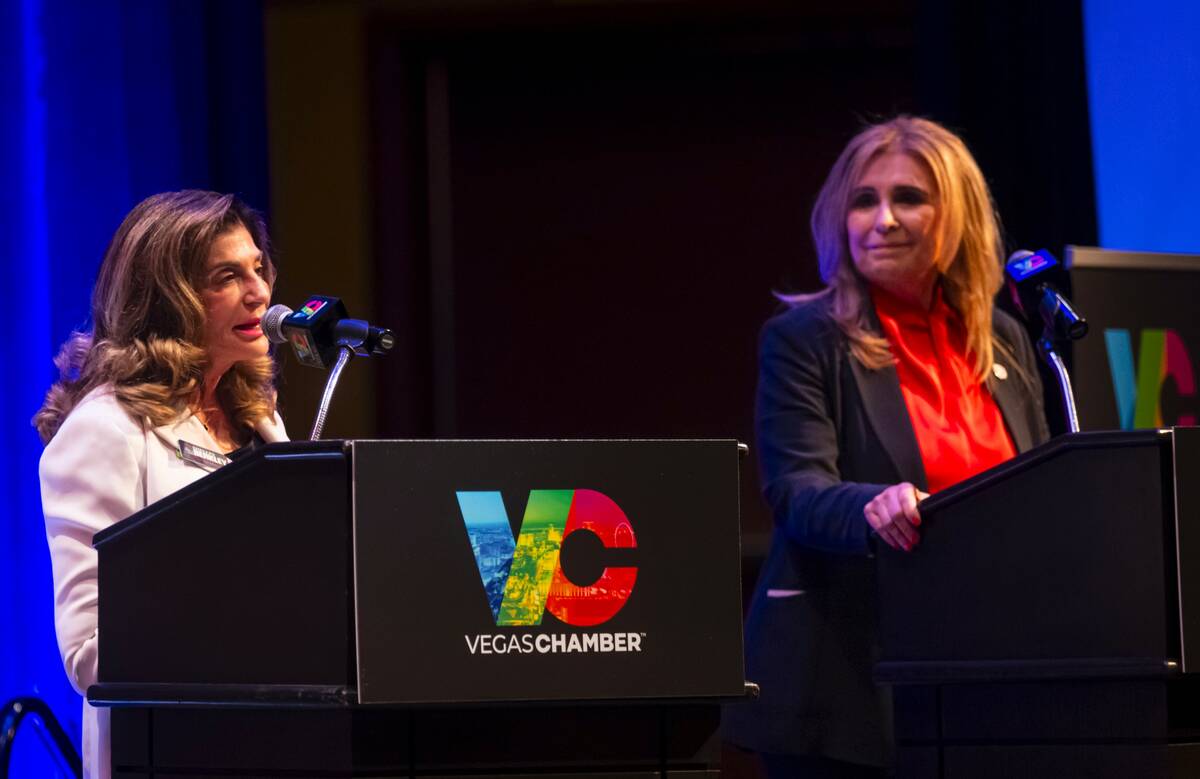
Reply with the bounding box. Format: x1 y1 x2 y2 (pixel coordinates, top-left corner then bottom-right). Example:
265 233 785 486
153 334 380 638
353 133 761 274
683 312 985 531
871 285 1016 493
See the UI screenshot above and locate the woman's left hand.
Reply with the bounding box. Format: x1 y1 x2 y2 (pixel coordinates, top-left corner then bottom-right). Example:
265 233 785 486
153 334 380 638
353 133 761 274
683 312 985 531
864 482 930 552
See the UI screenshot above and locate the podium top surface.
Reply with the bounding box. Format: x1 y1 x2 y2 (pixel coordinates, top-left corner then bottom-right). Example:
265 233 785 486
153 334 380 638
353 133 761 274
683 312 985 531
919 428 1168 516
92 437 742 548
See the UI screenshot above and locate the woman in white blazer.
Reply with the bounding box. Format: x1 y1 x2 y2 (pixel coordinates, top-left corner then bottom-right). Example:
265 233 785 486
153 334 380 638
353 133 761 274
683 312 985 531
35 191 289 779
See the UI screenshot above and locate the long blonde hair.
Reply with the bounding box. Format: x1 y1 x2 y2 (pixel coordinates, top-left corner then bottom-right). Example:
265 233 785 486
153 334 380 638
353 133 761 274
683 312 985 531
785 116 1005 382
34 191 278 444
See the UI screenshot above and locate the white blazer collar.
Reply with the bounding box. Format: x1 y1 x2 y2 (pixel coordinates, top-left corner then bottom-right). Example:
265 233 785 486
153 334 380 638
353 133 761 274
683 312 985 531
149 411 210 454
150 409 289 455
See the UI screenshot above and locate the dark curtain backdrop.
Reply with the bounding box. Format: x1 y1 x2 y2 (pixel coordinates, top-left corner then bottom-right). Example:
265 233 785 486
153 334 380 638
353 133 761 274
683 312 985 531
0 1 267 773
919 0 1097 257
362 0 1097 551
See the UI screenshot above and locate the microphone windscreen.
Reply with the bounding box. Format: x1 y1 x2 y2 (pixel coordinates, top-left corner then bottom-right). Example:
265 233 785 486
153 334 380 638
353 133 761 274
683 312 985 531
261 304 293 344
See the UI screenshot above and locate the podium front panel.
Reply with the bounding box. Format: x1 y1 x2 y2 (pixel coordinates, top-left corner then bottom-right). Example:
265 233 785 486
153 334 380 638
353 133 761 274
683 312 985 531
877 431 1174 667
95 443 352 687
351 439 745 704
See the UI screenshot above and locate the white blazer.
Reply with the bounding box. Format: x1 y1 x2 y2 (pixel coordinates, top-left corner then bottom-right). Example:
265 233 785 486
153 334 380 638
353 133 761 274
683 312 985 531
39 386 288 779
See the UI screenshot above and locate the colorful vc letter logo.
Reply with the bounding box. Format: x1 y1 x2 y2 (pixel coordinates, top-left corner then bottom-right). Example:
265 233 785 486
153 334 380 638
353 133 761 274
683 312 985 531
1105 328 1196 428
456 489 637 627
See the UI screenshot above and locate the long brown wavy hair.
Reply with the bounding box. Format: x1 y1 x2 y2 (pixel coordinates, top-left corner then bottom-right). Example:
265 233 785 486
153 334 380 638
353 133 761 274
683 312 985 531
782 116 1005 382
34 190 278 444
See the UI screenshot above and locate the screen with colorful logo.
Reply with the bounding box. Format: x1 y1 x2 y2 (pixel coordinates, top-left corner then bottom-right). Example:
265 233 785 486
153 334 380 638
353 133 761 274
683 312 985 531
350 439 744 705
1069 246 1200 431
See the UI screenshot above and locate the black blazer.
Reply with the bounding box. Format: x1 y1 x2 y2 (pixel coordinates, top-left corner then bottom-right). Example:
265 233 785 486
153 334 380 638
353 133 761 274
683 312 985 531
723 293 1050 766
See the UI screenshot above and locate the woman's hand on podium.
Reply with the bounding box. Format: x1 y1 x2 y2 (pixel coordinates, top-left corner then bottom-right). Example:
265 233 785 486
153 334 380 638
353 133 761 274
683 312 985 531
864 482 929 552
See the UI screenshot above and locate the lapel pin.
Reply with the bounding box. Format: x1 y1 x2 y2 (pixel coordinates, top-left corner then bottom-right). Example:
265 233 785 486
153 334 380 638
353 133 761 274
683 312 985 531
993 363 1009 381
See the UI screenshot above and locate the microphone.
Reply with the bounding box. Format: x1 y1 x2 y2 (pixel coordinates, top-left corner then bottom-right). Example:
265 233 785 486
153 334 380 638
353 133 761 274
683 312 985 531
262 295 394 369
1005 249 1088 341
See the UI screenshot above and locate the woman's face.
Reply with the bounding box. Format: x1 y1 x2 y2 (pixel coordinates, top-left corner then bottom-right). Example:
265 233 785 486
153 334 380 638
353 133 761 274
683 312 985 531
200 223 271 374
845 151 940 307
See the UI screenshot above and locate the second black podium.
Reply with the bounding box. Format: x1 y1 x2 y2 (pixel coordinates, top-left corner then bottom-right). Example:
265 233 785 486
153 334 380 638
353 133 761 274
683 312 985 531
876 428 1200 778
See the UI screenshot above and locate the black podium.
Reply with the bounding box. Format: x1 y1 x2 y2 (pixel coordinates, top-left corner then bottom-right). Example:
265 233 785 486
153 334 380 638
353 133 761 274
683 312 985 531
89 439 747 778
876 428 1200 778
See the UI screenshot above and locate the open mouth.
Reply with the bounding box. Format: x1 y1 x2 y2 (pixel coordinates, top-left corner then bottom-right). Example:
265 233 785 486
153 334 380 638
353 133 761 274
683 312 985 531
234 318 262 335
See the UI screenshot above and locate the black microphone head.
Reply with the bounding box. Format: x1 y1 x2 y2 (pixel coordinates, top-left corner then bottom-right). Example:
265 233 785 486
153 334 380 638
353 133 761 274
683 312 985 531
262 303 293 345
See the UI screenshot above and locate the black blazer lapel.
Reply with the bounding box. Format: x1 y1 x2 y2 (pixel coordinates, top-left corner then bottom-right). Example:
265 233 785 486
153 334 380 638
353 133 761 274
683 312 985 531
988 360 1035 453
849 356 928 492
988 311 1050 453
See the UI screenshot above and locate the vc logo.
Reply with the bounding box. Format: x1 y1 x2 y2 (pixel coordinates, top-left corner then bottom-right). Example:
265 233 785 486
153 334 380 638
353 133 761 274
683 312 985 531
1106 328 1196 429
456 489 637 627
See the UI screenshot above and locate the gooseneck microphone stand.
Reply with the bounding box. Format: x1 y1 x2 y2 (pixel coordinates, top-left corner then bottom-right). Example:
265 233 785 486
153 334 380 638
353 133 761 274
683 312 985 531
311 346 355 440
1035 287 1089 434
1038 337 1081 434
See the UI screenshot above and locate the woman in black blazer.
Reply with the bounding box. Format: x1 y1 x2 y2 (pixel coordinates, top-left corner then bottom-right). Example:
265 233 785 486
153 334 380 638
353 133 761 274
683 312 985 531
724 117 1050 777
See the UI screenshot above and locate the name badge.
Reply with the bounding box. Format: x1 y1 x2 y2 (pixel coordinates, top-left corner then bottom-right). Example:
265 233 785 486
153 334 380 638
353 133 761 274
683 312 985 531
178 439 232 469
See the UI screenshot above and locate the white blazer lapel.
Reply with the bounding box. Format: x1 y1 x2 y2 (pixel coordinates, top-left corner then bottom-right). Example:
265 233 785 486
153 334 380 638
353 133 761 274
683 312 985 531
149 413 228 471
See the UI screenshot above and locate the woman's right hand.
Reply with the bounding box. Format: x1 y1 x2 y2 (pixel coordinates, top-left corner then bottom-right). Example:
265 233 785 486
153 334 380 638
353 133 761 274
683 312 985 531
864 482 928 552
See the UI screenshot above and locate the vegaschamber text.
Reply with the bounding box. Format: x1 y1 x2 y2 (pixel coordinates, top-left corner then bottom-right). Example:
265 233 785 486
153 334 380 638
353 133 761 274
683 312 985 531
465 632 645 655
